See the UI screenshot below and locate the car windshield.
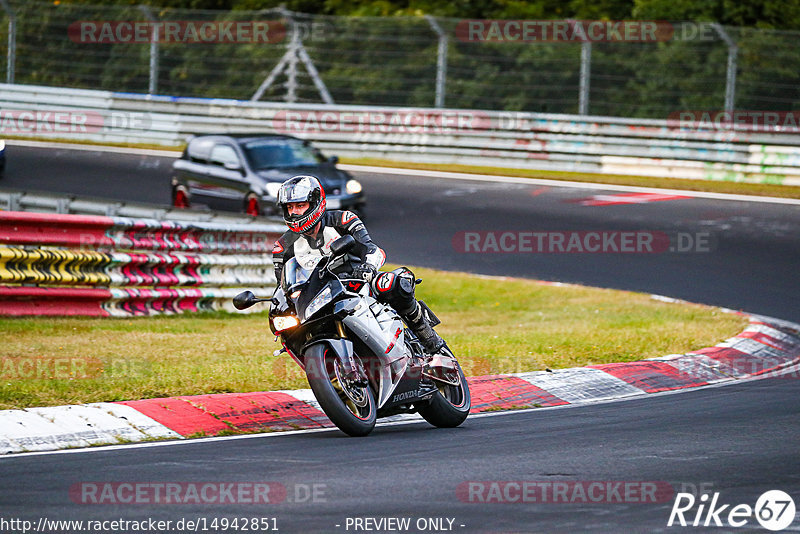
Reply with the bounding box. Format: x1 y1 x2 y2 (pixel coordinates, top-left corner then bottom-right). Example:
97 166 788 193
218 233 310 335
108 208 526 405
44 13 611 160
243 139 325 169
281 256 322 289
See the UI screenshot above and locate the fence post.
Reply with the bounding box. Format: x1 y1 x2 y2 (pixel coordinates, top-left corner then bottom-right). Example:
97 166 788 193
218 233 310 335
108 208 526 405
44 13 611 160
712 23 737 113
139 5 159 95
579 40 591 115
425 15 447 108
0 0 16 84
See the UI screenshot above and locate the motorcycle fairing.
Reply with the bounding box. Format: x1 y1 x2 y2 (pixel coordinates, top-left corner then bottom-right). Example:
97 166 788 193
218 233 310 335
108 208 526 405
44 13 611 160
342 296 411 408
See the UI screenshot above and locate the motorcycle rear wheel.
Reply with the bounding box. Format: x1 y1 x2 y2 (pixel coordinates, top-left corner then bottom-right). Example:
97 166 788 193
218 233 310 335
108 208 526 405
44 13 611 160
304 348 377 437
417 358 471 428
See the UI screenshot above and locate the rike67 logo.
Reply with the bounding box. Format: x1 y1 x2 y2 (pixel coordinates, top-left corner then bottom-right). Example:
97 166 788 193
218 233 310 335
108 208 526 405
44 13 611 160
668 490 796 531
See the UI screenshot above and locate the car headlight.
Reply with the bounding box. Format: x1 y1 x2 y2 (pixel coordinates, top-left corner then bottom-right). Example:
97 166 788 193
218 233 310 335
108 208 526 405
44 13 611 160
0 140 5 151
272 315 299 333
304 286 332 320
265 182 282 198
346 179 362 195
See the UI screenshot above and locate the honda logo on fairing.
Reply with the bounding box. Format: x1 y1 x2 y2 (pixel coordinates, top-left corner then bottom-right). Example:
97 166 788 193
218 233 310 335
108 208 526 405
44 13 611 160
392 390 418 403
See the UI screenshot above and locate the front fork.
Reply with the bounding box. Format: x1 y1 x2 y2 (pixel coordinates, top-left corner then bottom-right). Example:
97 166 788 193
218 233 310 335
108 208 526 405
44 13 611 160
280 320 357 373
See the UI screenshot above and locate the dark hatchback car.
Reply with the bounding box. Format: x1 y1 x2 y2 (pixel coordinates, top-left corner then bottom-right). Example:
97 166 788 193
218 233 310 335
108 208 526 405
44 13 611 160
171 134 365 217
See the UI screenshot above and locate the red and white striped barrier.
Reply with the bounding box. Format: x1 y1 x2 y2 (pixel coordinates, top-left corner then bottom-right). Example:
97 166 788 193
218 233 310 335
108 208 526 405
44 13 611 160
0 210 284 316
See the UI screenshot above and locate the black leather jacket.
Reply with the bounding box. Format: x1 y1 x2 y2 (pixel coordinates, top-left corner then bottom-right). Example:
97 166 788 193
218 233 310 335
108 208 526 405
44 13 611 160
272 210 384 283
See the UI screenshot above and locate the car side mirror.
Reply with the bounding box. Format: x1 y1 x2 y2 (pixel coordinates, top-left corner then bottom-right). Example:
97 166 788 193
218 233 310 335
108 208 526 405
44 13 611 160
330 235 355 256
328 155 339 165
224 161 244 173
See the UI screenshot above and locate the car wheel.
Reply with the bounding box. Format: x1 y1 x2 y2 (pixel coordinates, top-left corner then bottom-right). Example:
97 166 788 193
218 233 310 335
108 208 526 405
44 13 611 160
172 185 190 208
245 193 261 217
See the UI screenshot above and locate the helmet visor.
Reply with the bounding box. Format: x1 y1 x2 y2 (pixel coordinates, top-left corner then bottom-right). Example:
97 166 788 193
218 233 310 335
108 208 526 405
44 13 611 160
277 179 314 204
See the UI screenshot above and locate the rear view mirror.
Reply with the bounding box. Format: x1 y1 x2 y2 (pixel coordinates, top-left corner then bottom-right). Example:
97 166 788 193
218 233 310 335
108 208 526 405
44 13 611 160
233 290 266 310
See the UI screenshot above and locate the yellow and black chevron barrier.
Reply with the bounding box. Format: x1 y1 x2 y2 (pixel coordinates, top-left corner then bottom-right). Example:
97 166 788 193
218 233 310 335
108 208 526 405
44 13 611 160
0 210 284 316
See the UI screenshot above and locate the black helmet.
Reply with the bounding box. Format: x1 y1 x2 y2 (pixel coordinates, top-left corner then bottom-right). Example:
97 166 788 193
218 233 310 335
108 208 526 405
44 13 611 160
276 175 326 233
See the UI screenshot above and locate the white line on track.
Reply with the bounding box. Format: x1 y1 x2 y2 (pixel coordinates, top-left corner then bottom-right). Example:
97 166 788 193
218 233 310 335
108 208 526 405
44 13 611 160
338 164 800 206
7 139 800 206
3 139 799 458
2 363 797 461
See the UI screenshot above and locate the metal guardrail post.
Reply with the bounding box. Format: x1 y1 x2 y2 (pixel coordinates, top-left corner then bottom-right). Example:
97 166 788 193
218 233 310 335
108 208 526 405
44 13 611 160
711 24 738 113
0 0 16 84
8 192 21 211
139 5 159 95
579 41 592 116
425 15 448 109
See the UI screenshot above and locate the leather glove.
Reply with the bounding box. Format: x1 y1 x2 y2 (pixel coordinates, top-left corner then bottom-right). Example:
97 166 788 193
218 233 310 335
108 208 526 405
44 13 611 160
352 263 377 283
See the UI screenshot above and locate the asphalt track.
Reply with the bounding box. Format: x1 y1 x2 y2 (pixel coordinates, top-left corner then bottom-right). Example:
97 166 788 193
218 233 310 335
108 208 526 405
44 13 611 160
0 378 798 533
4 143 799 322
1 142 799 532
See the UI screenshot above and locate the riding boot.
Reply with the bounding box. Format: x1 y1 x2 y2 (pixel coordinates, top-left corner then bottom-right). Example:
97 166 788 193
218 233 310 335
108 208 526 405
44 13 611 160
402 301 445 354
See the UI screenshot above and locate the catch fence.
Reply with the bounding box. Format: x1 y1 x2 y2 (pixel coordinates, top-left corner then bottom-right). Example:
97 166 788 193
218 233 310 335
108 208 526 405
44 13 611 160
1 2 799 118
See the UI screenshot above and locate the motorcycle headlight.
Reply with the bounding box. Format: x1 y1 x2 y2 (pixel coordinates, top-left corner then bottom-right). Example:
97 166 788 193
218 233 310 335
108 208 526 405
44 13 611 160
304 286 332 320
272 315 299 334
346 179 362 195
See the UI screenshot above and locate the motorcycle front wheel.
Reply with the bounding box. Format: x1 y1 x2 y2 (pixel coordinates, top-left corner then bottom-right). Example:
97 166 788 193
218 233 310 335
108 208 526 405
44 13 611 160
417 356 471 428
304 345 377 437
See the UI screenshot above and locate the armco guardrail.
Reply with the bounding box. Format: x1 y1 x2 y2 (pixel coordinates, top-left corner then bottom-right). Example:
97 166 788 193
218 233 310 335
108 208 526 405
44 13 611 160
0 187 274 223
2 83 800 185
0 210 283 316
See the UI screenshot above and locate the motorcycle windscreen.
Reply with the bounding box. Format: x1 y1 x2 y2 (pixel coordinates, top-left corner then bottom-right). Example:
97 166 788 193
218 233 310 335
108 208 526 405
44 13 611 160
281 256 318 289
295 268 345 322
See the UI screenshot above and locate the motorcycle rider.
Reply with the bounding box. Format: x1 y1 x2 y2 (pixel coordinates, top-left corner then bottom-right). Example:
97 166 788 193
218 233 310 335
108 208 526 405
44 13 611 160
272 175 445 355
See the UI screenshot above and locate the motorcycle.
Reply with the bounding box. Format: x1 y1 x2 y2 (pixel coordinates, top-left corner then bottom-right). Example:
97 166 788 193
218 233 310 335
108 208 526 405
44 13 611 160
233 235 470 437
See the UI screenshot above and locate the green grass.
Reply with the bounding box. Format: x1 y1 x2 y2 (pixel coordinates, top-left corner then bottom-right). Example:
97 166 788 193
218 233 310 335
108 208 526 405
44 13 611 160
0 266 747 410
